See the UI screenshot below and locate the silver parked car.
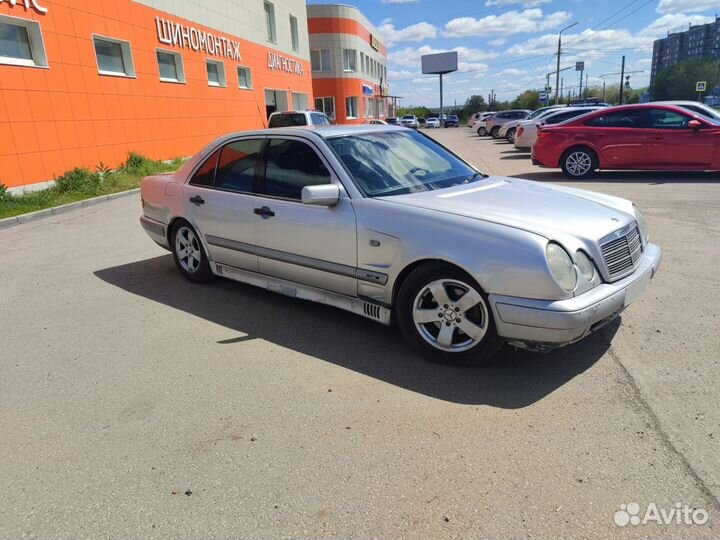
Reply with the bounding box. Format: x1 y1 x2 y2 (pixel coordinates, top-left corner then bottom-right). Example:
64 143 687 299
486 110 532 138
140 126 661 365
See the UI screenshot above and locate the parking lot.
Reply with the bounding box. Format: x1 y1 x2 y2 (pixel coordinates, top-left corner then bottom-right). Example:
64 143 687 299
1 128 719 539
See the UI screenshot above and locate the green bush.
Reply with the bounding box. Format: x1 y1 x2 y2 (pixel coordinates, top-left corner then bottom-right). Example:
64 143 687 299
0 183 7 201
54 167 102 194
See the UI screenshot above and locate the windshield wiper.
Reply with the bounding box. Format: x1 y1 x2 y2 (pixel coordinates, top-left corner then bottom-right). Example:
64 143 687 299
463 171 485 183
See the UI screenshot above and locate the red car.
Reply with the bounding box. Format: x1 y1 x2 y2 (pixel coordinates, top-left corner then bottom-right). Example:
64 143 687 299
532 104 720 178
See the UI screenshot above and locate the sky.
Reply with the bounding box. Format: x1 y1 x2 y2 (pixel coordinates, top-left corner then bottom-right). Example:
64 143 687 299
307 0 720 106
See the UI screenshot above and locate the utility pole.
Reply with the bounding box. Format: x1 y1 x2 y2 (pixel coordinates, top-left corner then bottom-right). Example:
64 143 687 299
585 73 588 98
578 67 583 97
560 77 564 101
602 80 606 101
555 21 578 104
618 55 626 105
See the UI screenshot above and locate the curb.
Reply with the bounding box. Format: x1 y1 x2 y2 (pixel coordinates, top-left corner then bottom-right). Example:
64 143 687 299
0 189 140 231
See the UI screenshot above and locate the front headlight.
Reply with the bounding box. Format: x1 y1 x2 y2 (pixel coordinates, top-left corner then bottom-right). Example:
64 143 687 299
633 205 649 244
546 242 577 291
576 251 595 281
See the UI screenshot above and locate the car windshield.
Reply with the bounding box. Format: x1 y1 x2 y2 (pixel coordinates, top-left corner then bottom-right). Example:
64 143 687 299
402 115 414 120
328 130 479 197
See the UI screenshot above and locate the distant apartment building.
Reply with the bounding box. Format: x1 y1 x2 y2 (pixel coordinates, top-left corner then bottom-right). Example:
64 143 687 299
307 4 389 124
650 15 720 84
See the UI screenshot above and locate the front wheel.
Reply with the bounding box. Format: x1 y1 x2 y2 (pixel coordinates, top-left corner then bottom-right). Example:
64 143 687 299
477 127 487 136
560 147 598 179
396 263 504 365
171 220 214 283
506 128 517 144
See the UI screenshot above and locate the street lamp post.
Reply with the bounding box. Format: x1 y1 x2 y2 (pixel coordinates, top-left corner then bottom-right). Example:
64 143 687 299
555 21 578 104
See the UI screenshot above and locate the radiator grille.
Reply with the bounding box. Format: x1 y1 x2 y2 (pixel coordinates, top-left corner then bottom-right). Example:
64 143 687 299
601 226 642 280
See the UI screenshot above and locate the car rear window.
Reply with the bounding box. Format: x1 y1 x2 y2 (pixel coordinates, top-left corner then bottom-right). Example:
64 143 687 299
269 113 307 128
310 113 330 125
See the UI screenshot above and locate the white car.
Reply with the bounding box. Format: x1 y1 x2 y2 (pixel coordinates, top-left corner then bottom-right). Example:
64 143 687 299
514 107 602 150
400 114 419 128
426 117 440 128
471 112 495 135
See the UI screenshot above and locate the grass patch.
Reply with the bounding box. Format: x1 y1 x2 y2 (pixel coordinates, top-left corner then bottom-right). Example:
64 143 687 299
0 153 185 220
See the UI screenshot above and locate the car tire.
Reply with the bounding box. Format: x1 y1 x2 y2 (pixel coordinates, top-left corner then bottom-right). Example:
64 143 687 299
490 126 500 138
477 127 488 136
396 262 504 366
171 220 214 283
560 147 598 179
506 128 516 143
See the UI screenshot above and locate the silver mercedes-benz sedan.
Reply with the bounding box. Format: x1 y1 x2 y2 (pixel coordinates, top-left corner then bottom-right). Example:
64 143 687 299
140 125 661 365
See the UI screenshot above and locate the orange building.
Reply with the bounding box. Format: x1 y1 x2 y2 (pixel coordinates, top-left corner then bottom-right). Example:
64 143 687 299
0 0 313 190
307 4 389 125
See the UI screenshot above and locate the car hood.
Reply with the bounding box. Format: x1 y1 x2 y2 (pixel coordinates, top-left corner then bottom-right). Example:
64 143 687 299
379 176 635 243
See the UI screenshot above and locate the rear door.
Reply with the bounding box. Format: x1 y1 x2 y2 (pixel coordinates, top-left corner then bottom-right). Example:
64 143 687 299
645 108 716 168
583 109 648 168
183 138 264 272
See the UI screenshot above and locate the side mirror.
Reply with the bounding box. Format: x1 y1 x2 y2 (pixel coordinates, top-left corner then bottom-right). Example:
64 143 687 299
302 184 340 206
688 119 702 131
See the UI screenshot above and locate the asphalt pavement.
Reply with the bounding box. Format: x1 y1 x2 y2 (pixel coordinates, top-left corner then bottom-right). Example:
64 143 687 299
0 128 718 539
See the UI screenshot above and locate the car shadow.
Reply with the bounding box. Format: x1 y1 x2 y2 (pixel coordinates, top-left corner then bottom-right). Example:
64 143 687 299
94 255 618 408
501 154 532 160
514 170 720 184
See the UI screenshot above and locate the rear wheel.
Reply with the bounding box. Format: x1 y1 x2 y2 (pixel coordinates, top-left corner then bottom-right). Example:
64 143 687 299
396 263 504 365
477 127 488 136
560 147 598 179
171 220 213 283
506 128 517 144
490 126 500 138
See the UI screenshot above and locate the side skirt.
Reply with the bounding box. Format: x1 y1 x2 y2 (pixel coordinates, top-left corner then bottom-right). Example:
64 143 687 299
213 262 393 326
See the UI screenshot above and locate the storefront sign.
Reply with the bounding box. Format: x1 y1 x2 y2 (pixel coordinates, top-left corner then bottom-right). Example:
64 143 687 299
267 52 304 76
0 0 47 14
370 34 380 51
362 84 373 95
156 17 241 61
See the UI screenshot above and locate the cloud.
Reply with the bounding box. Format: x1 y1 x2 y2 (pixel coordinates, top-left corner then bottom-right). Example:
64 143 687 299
640 13 716 36
443 9 573 37
505 28 654 56
656 0 719 14
376 19 437 47
485 0 550 6
488 37 508 46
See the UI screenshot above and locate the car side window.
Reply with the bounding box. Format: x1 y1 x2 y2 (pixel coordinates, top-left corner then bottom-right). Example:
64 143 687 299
262 139 332 200
648 109 690 130
214 139 264 193
585 110 646 128
189 148 221 187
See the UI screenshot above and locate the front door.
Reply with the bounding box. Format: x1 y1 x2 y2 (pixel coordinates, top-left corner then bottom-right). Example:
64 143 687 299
252 136 358 297
183 138 265 272
645 108 716 168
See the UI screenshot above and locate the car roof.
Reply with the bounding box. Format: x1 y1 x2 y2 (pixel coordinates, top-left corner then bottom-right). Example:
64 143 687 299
210 125 411 143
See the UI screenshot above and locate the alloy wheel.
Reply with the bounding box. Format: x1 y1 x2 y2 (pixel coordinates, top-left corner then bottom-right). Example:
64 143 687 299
175 226 202 273
412 279 489 352
566 151 592 176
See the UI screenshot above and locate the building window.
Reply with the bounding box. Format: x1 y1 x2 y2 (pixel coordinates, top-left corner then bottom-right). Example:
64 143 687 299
156 49 184 83
314 96 335 120
93 35 135 77
206 59 226 87
289 15 299 52
311 49 331 72
238 66 252 89
343 49 356 72
0 15 48 68
346 96 359 119
363 97 370 118
264 1 276 43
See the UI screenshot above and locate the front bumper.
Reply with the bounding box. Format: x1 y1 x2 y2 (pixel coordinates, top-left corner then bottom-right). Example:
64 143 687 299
488 243 662 349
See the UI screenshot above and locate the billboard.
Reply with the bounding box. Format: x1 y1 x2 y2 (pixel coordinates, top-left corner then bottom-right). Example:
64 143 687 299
421 52 458 75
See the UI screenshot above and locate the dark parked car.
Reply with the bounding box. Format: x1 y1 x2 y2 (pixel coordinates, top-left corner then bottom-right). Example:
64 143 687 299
444 115 459 128
532 104 720 178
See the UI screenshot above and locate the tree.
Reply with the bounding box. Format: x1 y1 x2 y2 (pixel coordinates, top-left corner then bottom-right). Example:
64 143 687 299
509 90 540 110
461 95 487 118
650 58 720 101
